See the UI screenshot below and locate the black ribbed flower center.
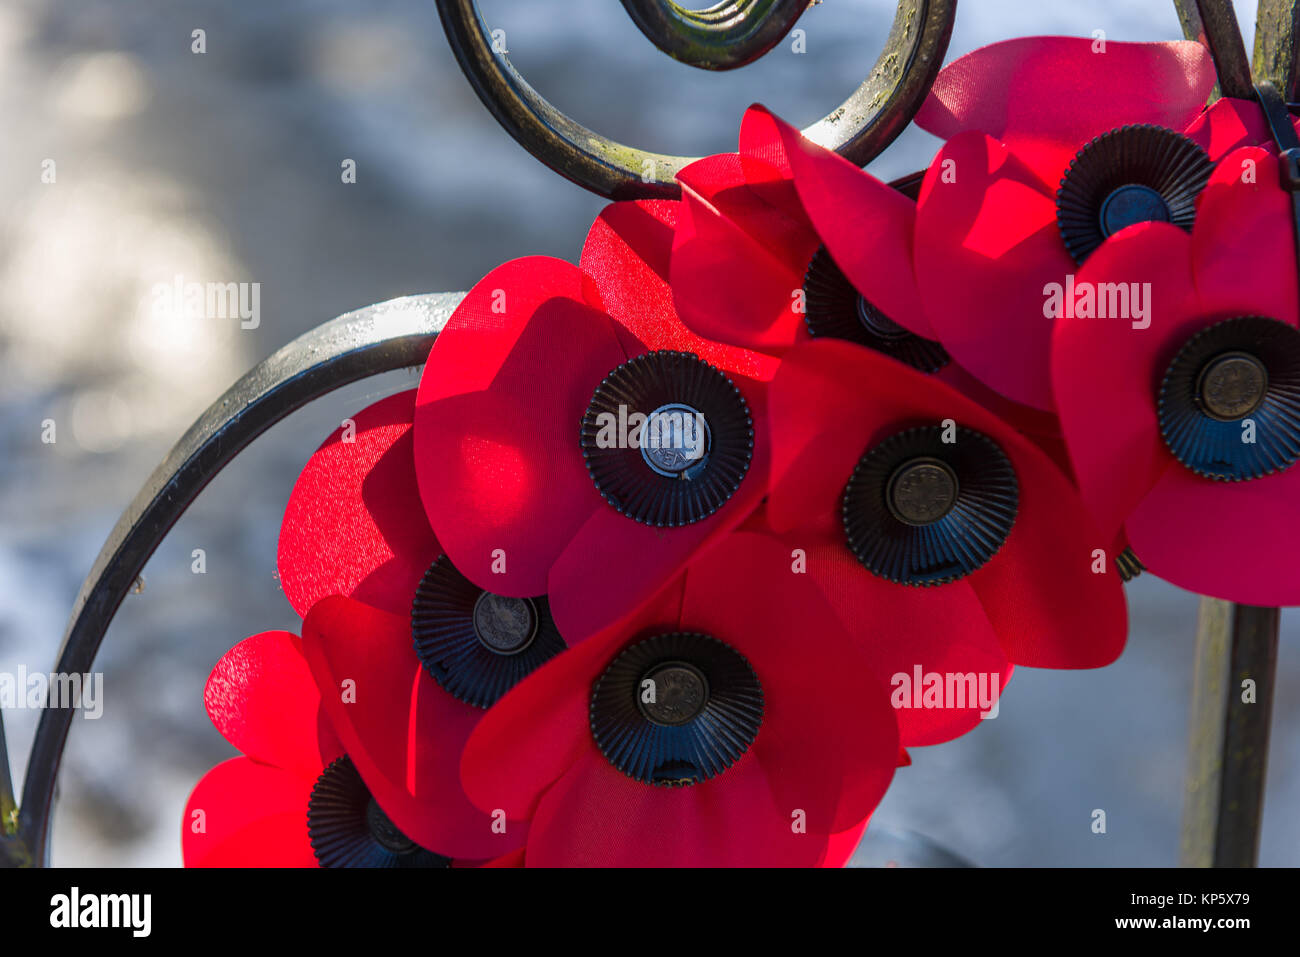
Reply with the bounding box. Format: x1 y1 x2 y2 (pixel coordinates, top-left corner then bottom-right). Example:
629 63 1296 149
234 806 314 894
307 756 448 868
412 556 565 708
590 633 763 787
1158 317 1300 481
580 351 753 527
802 245 949 373
843 426 1018 586
1057 125 1212 264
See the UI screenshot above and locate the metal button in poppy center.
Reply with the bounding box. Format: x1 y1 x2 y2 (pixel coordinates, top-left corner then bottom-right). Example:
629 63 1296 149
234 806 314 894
638 403 711 477
843 426 1018 586
1158 317 1300 481
365 798 419 855
412 556 565 708
1196 352 1268 421
307 756 449 868
802 245 949 372
1057 124 1211 264
1099 184 1171 236
886 457 960 525
856 296 911 340
591 633 763 787
471 592 538 654
637 662 709 726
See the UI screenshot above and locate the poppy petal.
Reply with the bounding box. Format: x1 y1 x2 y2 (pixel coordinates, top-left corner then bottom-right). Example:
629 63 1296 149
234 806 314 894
279 391 439 618
1183 96 1274 159
1052 222 1200 541
1127 461 1300 606
761 108 933 337
183 757 317 868
414 257 624 597
917 37 1216 174
203 631 342 778
915 131 1073 409
460 586 684 819
300 595 522 860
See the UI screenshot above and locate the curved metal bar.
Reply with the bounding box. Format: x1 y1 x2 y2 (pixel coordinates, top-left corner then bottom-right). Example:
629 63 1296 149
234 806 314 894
437 0 957 199
618 0 811 70
12 293 463 865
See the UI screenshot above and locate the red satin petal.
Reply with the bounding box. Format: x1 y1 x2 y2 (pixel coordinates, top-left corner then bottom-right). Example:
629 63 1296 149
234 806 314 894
821 818 870 868
1183 96 1273 158
526 750 826 867
798 538 1009 746
460 588 684 819
761 108 932 337
739 104 794 180
580 199 777 381
1127 462 1300 605
203 631 342 777
300 595 520 860
967 430 1129 669
414 257 622 597
1051 223 1200 541
917 37 1215 174
1193 147 1300 322
672 155 817 353
915 132 1073 409
679 531 898 831
279 391 439 618
182 758 318 868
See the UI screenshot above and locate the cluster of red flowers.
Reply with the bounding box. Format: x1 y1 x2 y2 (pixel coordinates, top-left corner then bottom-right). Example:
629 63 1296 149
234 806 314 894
185 35 1300 867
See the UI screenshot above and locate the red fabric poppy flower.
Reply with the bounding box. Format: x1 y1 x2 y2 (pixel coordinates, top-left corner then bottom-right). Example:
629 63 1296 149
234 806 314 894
183 630 522 867
1052 146 1300 605
277 390 565 858
460 530 899 867
765 338 1127 674
671 106 1062 449
413 200 779 641
912 36 1300 411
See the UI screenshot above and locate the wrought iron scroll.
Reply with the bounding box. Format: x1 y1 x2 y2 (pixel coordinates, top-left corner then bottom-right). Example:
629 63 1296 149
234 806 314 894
436 0 957 199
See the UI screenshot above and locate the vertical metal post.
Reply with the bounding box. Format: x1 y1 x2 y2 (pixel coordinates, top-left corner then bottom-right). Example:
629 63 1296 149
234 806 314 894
1180 601 1280 866
1174 0 1287 868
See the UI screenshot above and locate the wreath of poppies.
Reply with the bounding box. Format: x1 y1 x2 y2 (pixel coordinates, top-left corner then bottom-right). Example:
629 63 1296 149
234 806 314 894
184 36 1300 867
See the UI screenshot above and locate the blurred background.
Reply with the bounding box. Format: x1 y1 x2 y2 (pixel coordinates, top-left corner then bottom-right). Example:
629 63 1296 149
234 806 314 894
0 0 1296 867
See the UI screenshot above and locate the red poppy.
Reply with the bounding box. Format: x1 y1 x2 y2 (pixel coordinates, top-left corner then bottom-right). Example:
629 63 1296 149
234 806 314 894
413 201 779 640
764 338 1128 674
459 530 900 867
911 36 1300 410
183 630 522 867
276 390 558 858
670 106 1062 448
1052 146 1300 605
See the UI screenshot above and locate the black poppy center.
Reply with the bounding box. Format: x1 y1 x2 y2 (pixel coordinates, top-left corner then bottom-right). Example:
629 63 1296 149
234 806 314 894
802 245 949 373
886 457 960 525
1100 184 1171 236
365 798 419 855
1196 352 1268 421
412 556 565 708
471 592 538 654
637 662 709 726
1057 124 1212 264
308 756 448 868
581 351 753 527
1158 317 1300 481
590 633 763 787
638 403 711 477
856 296 910 340
844 426 1018 586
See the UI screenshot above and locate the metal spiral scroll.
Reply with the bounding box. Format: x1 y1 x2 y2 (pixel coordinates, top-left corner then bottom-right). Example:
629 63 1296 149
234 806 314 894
437 0 958 198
